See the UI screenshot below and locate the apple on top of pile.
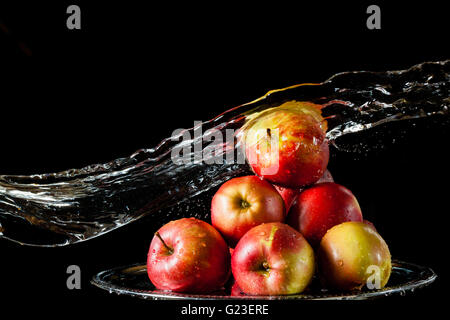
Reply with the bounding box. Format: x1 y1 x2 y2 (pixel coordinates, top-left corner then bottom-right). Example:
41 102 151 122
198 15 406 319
147 101 391 295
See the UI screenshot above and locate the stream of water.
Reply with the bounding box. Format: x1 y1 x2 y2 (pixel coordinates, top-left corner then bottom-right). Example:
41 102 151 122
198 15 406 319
0 60 448 246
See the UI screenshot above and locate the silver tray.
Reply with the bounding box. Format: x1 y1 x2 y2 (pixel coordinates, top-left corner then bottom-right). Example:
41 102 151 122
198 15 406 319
91 259 436 300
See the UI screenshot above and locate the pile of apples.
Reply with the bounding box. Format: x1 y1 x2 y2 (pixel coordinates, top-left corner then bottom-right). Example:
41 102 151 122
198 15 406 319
147 102 392 295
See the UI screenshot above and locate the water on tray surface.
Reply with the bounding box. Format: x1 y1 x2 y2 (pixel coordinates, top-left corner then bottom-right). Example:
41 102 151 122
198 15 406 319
0 60 448 246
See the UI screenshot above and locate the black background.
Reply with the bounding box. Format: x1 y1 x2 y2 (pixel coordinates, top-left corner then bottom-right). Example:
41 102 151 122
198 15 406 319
0 1 448 318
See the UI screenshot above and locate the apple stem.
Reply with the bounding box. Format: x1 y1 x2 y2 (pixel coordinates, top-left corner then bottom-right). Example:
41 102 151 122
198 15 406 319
262 261 270 271
154 232 173 254
266 128 271 138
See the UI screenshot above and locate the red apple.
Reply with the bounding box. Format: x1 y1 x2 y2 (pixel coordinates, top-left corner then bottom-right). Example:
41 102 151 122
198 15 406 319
244 101 329 188
274 185 299 215
147 218 230 293
211 176 285 246
274 170 334 215
318 221 391 290
287 182 363 247
232 222 315 295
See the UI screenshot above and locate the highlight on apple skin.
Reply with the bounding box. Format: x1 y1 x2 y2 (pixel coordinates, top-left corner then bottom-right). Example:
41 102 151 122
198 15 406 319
243 101 329 189
231 222 315 295
287 182 363 247
147 218 231 293
318 221 392 291
211 176 285 247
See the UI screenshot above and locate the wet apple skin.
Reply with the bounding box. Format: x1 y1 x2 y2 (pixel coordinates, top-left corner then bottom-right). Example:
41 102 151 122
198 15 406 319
287 182 363 247
147 218 231 293
211 176 285 247
318 221 392 291
245 104 329 189
274 169 334 215
274 185 299 216
232 222 315 295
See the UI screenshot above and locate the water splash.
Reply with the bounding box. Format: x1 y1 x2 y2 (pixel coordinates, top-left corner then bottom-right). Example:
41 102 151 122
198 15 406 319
0 60 448 246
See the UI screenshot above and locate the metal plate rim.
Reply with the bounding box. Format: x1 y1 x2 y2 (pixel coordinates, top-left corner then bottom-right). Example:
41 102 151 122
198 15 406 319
91 259 437 301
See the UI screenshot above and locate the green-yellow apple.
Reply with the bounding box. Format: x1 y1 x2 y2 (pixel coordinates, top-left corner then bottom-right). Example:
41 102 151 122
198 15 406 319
318 221 391 291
